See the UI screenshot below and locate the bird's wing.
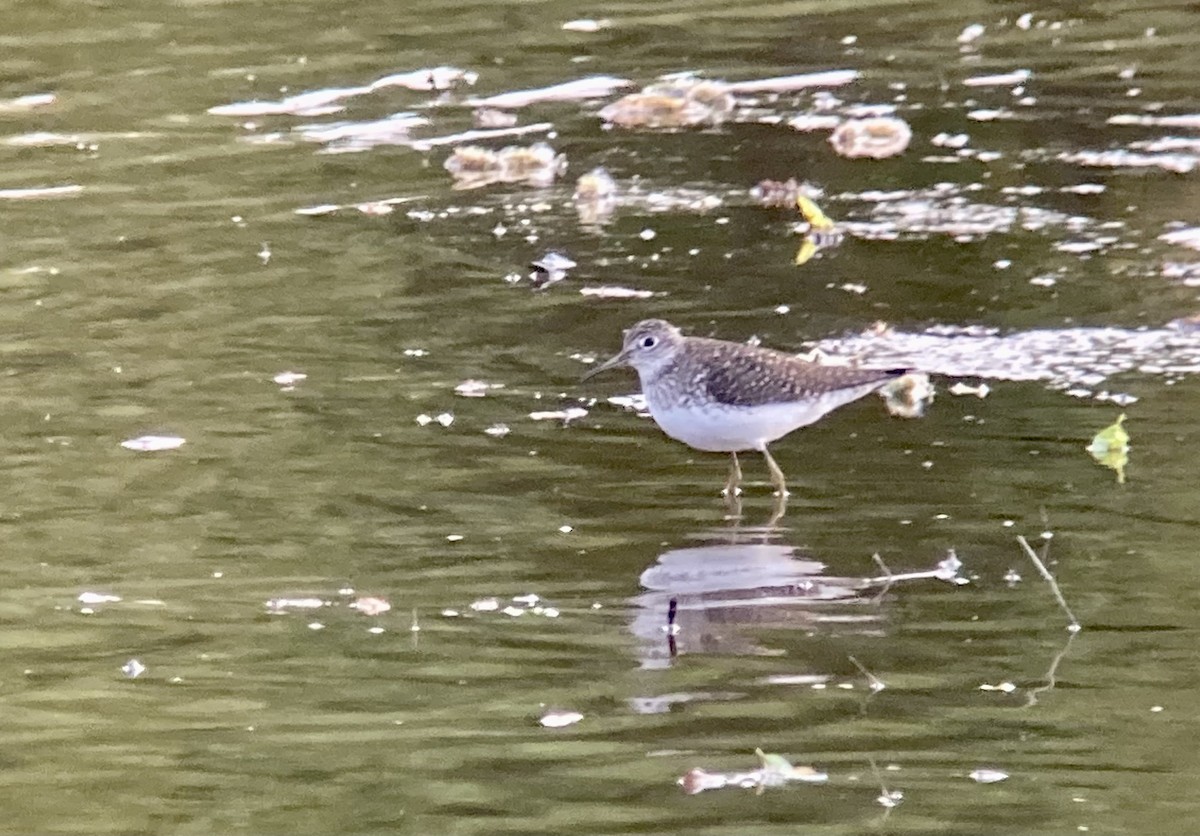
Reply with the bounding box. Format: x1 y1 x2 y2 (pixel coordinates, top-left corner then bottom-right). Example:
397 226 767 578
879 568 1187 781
699 340 906 407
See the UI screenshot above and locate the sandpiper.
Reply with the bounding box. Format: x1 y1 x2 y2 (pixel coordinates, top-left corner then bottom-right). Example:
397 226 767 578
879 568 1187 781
584 319 909 496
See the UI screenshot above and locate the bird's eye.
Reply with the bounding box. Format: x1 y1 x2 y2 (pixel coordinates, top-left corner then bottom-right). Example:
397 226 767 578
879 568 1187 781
639 335 658 349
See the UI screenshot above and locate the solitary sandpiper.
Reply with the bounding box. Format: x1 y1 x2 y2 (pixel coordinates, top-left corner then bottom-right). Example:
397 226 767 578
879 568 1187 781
584 319 909 497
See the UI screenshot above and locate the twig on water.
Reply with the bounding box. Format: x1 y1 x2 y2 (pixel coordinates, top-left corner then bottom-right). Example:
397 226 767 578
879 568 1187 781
1016 535 1081 633
1024 630 1078 708
862 550 964 598
868 552 894 603
848 655 886 693
868 756 903 817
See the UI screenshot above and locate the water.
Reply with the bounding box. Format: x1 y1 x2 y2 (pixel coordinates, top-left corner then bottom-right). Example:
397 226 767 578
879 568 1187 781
2 0 1200 833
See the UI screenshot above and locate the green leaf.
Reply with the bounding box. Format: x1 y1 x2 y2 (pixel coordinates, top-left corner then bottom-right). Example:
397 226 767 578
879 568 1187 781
755 748 794 774
1087 413 1129 484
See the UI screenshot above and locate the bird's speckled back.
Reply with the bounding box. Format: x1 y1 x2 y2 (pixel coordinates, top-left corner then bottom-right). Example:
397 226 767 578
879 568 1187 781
645 337 907 408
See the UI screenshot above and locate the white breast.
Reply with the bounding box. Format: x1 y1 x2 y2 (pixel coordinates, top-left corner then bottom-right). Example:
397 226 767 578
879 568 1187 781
645 383 885 452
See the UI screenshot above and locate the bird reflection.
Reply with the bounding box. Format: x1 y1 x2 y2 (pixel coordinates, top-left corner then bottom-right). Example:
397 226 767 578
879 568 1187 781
630 528 962 671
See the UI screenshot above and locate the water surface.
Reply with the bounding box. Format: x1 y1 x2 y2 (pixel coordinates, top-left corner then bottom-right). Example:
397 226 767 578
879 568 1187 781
2 1 1200 833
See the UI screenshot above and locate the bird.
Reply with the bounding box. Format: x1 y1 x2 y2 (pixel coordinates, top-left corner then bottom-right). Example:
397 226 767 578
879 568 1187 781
583 318 909 497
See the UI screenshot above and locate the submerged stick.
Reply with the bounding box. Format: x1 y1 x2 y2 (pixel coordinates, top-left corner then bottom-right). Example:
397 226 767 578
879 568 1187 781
1016 535 1081 632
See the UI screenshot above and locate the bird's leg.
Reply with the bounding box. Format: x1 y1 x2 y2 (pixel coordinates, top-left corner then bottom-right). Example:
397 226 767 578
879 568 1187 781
722 452 743 497
723 489 744 523
761 446 790 498
766 490 788 527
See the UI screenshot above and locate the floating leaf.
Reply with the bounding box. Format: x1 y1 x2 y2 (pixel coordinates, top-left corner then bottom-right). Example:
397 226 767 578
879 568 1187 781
795 194 835 230
680 751 827 794
755 748 794 774
794 237 818 266
1086 413 1129 483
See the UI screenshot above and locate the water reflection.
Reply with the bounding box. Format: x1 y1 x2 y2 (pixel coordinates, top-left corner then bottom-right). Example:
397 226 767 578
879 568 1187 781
630 526 963 672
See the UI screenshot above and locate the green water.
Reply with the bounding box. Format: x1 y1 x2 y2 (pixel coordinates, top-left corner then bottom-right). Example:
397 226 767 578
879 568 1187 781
1 0 1199 833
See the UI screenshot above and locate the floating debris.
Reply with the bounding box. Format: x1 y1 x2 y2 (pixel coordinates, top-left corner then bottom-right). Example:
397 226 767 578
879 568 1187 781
796 194 835 231
484 423 511 438
809 321 1200 394
121 435 186 452
208 67 477 117
350 596 391 616
579 286 655 299
574 167 618 224
443 142 565 189
1168 309 1200 328
934 550 965 583
562 18 612 32
574 167 617 201
969 768 1009 784
979 681 1017 692
122 659 146 679
1016 534 1081 633
0 184 83 200
1086 413 1129 484
529 407 588 424
787 114 842 132
1160 227 1200 250
957 23 986 44
415 412 455 428
472 107 517 129
962 69 1031 87
502 143 565 181
599 78 733 129
454 379 504 397
0 93 56 113
296 112 431 152
829 117 912 159
409 122 554 151
466 76 632 109
295 204 341 217
724 69 858 93
443 144 500 178
881 373 935 418
356 201 394 216
932 132 970 149
1107 113 1200 129
752 178 804 209
273 371 307 387
678 749 827 795
265 597 328 613
369 66 479 92
79 592 121 605
539 710 584 728
530 251 576 288
1057 149 1196 174
949 381 990 398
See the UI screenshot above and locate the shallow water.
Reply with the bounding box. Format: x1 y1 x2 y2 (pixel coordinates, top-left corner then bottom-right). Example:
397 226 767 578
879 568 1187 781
3 0 1200 833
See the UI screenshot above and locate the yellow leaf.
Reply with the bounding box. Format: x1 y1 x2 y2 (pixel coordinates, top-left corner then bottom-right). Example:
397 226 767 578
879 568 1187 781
1087 414 1129 484
795 194 835 230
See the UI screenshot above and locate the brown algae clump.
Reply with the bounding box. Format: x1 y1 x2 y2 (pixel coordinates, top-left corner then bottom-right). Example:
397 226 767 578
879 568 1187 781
443 142 564 189
829 117 912 159
599 78 735 129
